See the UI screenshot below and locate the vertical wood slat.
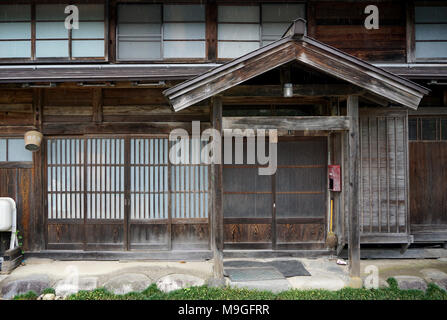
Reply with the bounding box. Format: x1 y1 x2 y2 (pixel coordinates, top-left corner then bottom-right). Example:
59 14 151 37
359 110 409 236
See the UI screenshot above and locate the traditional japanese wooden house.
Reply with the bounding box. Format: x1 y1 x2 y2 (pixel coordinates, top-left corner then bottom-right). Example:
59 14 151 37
0 1 446 278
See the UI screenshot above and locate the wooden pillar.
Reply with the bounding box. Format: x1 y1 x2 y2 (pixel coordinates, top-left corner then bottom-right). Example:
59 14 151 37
210 96 224 280
347 96 360 278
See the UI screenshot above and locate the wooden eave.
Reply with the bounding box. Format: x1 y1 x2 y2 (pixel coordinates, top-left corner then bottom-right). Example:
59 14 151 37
164 36 429 112
0 65 216 83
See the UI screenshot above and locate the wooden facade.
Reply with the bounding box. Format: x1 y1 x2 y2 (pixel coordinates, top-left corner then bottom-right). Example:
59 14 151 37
0 1 446 277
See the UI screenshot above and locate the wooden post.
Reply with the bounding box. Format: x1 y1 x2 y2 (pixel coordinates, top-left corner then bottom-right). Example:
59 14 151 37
210 96 224 281
347 96 360 279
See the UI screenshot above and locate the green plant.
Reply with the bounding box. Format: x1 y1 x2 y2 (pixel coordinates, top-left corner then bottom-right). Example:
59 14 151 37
42 288 56 295
13 291 38 300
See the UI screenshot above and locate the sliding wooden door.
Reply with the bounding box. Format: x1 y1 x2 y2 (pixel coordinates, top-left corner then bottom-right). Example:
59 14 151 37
45 136 210 251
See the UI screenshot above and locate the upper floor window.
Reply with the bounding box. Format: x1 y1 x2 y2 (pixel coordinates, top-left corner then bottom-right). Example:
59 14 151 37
0 138 33 162
117 4 206 60
0 3 105 60
217 4 305 59
415 6 447 61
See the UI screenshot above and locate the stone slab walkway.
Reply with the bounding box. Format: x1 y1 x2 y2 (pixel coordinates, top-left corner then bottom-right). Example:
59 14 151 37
0 257 446 299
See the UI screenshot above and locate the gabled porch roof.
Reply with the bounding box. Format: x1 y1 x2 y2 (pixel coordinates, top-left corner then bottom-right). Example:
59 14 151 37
163 20 429 112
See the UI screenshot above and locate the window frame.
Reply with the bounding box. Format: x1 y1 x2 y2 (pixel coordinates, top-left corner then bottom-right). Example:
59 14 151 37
115 2 207 62
0 136 34 168
408 116 447 141
408 1 447 63
216 2 306 61
0 1 108 64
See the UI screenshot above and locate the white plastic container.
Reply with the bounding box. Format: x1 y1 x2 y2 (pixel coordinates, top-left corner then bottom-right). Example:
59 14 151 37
0 197 15 231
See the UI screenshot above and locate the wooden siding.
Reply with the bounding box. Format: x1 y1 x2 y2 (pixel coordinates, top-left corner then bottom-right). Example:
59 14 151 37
410 141 447 242
309 1 407 62
0 167 33 251
357 108 410 242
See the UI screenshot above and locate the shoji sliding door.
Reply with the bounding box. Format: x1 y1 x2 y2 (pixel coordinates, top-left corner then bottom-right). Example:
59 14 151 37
46 136 210 251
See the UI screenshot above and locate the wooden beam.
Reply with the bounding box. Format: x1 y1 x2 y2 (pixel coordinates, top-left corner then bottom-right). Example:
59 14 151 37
224 85 364 98
347 95 360 278
210 96 224 281
223 116 351 131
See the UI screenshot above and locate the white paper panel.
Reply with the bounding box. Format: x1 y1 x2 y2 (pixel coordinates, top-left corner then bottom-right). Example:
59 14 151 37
164 4 205 22
72 40 104 57
262 4 305 22
218 6 260 23
218 41 260 59
36 22 68 39
415 6 447 23
262 22 290 41
0 41 31 58
0 22 31 39
0 139 6 161
415 41 447 59
72 22 104 39
118 41 161 60
0 5 31 21
163 23 205 40
164 41 206 58
8 139 32 161
36 40 69 58
218 24 260 41
36 4 67 21
416 24 447 41
118 4 161 23
77 4 104 21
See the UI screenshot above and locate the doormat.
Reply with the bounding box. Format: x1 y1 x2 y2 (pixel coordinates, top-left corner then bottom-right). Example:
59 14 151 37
225 267 285 282
224 259 311 278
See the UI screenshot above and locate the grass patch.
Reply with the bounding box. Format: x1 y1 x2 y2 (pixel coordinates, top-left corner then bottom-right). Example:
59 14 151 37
13 291 39 300
12 278 447 301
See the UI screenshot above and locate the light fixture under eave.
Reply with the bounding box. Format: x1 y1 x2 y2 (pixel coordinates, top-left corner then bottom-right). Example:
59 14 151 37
283 83 293 98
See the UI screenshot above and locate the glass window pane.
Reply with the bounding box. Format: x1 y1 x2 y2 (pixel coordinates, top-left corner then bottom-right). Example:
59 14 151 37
36 22 68 39
218 42 260 59
163 23 205 40
8 139 32 162
218 6 259 23
118 4 161 23
0 41 31 58
218 24 260 41
0 5 31 21
421 118 437 140
164 5 205 22
72 40 104 57
415 7 447 23
262 4 305 22
72 22 104 39
77 4 104 21
0 22 31 39
262 22 290 42
164 41 205 58
416 24 447 41
118 41 161 60
409 118 418 140
0 139 6 161
36 40 69 58
118 24 161 37
415 42 447 59
36 4 67 21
